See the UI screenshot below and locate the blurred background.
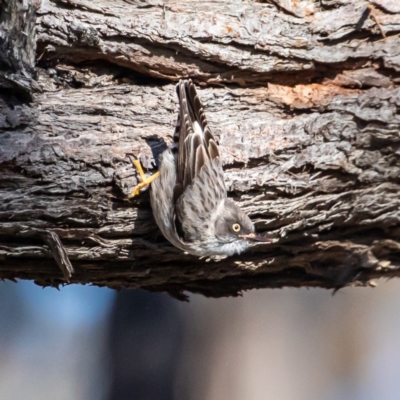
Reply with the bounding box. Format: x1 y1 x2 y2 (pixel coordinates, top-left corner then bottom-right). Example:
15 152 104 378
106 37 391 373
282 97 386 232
1 278 400 400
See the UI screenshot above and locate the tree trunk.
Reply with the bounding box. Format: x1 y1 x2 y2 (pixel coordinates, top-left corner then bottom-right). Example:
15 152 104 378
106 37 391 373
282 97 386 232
1 0 400 299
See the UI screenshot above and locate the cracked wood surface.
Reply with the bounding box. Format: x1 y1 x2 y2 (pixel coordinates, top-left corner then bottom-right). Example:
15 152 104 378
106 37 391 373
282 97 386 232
0 0 399 298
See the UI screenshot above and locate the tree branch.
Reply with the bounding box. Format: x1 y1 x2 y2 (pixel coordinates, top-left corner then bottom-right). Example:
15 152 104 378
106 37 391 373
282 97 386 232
0 0 399 298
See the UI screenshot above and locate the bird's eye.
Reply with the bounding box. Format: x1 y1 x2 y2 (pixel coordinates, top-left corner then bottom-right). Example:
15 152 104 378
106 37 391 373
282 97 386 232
232 223 241 232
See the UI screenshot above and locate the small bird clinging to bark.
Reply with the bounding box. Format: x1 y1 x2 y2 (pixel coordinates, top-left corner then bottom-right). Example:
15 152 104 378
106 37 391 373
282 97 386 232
130 79 271 256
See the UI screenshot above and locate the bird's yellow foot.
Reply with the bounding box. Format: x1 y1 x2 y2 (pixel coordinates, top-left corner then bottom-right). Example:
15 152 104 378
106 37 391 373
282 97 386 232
129 159 160 198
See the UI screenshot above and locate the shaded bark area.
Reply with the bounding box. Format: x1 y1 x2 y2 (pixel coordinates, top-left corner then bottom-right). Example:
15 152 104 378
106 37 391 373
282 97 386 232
0 0 400 298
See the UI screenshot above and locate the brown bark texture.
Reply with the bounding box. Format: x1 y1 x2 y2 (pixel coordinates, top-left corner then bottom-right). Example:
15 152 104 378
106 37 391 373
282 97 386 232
0 0 400 299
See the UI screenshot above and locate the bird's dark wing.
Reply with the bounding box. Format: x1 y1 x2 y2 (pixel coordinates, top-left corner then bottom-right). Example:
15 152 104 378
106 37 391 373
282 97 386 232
176 157 227 242
174 80 219 190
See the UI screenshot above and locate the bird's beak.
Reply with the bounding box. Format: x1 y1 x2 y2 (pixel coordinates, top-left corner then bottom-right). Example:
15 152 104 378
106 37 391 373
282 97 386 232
240 233 273 242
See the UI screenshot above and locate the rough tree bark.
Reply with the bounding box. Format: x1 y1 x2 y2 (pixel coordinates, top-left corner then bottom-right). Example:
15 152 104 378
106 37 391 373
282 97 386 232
1 0 400 299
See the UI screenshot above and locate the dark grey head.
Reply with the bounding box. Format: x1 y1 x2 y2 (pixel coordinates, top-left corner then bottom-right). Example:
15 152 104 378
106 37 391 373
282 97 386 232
211 199 258 256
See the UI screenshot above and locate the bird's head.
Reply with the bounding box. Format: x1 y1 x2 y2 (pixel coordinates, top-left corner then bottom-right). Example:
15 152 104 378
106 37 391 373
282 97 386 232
212 199 270 256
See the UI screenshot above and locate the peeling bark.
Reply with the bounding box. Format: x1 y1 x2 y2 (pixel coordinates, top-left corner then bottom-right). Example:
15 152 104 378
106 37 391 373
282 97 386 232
0 0 400 299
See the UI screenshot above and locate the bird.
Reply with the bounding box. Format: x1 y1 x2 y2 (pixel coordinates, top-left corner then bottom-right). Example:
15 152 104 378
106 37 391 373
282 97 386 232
130 79 271 256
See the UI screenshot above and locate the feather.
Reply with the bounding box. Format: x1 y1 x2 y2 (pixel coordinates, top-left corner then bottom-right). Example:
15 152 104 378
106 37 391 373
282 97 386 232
208 139 219 160
175 80 220 190
195 145 208 177
177 157 227 242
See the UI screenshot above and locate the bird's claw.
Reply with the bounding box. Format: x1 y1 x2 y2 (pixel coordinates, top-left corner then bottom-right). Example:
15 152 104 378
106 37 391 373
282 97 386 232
129 182 147 197
129 158 160 198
